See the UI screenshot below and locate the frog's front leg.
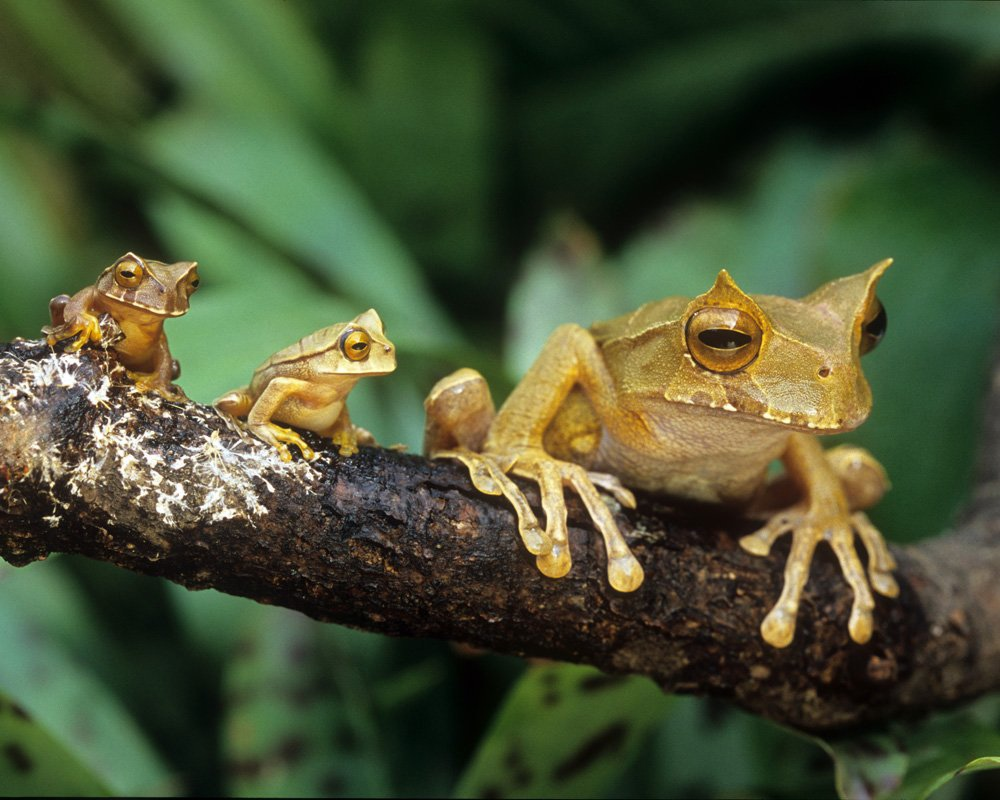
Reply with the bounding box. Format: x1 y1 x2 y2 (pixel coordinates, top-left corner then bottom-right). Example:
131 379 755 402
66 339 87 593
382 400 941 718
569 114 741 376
320 406 363 457
425 326 644 592
126 337 187 400
242 378 316 462
740 434 898 648
43 290 103 352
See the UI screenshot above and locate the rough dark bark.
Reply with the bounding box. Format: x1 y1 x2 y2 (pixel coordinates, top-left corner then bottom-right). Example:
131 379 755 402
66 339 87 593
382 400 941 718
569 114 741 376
1 337 998 733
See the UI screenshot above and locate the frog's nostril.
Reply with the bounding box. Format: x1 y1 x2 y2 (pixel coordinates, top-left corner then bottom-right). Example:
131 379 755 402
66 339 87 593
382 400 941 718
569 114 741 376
818 366 832 378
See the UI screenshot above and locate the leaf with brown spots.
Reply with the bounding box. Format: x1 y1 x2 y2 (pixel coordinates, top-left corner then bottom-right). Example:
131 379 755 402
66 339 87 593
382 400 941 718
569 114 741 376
454 663 672 798
0 689 109 796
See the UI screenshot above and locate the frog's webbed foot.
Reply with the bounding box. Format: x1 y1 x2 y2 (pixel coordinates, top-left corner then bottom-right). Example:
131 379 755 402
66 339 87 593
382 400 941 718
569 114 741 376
434 448 551 557
126 370 188 401
433 448 643 592
44 311 102 352
740 507 898 648
328 428 360 457
249 422 316 462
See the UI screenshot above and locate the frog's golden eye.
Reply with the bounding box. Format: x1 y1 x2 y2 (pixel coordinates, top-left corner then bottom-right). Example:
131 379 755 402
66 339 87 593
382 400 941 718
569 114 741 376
340 328 371 361
859 297 887 356
186 272 201 296
114 258 144 289
685 306 763 373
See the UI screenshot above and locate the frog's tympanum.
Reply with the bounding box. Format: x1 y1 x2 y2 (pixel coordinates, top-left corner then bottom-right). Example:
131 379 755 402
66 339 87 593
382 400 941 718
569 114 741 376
215 309 396 462
43 252 200 400
424 261 896 648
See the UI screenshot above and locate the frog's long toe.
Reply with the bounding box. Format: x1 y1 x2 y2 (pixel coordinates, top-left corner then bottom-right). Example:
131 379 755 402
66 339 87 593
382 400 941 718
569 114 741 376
853 512 899 597
535 460 572 578
564 463 644 592
829 525 876 644
587 472 637 509
436 450 551 556
759 527 820 648
740 512 797 557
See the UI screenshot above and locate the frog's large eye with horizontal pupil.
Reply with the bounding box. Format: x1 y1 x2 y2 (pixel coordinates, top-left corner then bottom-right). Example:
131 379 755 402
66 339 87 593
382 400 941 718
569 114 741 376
340 328 372 361
114 258 144 289
685 306 763 373
859 297 887 356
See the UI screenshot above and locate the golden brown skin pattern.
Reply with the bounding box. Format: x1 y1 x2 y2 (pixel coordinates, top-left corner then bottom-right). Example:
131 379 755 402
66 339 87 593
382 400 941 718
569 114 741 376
214 309 396 462
44 252 200 400
425 260 896 648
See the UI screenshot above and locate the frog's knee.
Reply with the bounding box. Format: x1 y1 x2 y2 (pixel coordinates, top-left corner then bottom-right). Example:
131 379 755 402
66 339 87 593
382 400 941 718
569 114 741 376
214 389 253 418
826 445 890 510
423 368 495 453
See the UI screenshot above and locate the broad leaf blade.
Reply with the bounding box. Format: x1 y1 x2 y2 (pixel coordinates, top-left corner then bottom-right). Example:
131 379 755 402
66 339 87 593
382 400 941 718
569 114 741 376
454 663 672 798
0 689 110 796
222 606 390 798
822 711 1000 800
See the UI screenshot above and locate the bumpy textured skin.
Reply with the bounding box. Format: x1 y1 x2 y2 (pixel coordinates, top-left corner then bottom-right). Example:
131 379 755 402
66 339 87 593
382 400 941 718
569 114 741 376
214 309 396 462
425 260 896 648
43 252 199 399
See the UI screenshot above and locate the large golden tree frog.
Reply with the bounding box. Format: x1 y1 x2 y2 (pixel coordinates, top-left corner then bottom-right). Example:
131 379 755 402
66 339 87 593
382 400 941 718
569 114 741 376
215 309 396 462
424 261 896 648
43 252 200 400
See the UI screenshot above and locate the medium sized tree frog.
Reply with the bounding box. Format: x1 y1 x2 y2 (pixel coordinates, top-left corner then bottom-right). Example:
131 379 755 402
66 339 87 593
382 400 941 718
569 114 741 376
44 252 200 400
215 309 396 462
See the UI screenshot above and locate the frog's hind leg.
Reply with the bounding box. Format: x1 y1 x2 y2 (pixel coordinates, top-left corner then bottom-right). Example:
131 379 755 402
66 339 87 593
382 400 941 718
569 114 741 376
214 387 255 419
316 406 362 457
423 368 495 453
243 378 316 461
425 370 552 556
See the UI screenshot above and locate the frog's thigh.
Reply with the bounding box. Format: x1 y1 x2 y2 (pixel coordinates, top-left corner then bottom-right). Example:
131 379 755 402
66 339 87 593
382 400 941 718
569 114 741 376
245 378 309 426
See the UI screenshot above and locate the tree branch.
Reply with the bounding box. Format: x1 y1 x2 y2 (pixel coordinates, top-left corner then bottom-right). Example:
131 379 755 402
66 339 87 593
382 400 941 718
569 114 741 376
1 338 998 733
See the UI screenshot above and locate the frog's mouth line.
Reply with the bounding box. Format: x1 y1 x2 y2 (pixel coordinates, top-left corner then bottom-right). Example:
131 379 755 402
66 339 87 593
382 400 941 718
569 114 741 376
668 394 866 435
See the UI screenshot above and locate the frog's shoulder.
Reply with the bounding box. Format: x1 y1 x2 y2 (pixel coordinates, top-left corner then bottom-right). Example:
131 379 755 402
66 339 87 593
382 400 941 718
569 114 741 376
262 323 349 367
590 296 690 344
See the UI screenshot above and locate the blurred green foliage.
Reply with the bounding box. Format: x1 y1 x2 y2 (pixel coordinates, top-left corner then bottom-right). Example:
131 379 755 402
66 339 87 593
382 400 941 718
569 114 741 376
1 1 999 796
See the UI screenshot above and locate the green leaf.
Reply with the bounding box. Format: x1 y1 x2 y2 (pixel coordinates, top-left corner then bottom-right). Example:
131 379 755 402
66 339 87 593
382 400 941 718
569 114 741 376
100 0 351 139
454 663 672 798
820 709 1000 800
352 1 496 275
519 2 1000 209
504 215 622 379
0 571 175 795
221 606 390 797
138 107 459 355
0 130 88 340
0 688 110 796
